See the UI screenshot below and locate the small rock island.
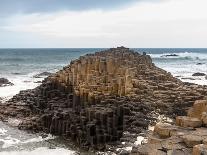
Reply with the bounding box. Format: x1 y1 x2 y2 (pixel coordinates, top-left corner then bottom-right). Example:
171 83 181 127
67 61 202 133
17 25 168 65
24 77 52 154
1 47 207 154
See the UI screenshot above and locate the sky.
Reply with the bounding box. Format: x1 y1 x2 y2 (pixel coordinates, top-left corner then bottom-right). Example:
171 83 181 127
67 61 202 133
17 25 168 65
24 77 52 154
0 0 207 48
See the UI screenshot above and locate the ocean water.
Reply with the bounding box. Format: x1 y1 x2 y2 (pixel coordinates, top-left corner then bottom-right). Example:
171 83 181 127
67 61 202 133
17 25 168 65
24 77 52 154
0 48 207 154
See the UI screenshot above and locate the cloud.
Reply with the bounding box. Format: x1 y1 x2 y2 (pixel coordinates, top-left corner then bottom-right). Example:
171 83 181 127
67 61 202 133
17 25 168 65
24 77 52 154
1 0 207 48
0 0 155 16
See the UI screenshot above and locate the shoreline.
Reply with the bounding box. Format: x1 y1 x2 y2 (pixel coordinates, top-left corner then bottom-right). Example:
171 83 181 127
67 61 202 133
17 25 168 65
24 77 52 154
1 48 207 154
3 48 207 154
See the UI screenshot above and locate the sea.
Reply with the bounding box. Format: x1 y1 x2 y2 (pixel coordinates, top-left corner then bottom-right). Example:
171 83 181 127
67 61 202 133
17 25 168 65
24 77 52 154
0 48 207 154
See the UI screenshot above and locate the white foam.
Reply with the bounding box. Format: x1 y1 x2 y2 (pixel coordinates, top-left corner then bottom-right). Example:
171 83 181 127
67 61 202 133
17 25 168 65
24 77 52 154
0 147 75 155
116 146 132 152
134 136 145 145
0 128 7 136
0 134 55 148
150 52 207 60
0 136 20 148
22 134 55 144
0 74 43 101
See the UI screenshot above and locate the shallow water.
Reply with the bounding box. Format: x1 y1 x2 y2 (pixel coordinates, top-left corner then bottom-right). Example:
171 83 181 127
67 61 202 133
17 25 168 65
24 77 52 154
0 122 76 154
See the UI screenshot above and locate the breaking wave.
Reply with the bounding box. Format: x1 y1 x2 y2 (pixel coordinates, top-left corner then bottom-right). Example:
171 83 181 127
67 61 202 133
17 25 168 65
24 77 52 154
150 52 207 61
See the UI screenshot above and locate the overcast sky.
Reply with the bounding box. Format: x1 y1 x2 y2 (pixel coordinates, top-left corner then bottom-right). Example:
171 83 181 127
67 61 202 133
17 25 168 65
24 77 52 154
0 0 207 48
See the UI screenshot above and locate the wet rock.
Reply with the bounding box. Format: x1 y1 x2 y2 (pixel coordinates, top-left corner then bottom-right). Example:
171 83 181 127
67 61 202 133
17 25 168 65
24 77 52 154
181 77 196 80
192 72 206 76
161 54 179 57
0 78 13 87
196 63 205 65
33 72 52 78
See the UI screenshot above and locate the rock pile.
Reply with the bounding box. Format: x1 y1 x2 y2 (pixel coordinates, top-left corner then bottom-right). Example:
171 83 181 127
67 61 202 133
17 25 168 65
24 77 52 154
1 47 207 150
133 100 207 155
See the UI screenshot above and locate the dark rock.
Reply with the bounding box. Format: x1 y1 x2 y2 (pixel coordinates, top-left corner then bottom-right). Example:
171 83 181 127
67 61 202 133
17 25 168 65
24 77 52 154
192 72 206 76
196 63 205 65
181 77 196 80
161 54 179 57
34 81 42 83
33 72 52 78
0 78 13 87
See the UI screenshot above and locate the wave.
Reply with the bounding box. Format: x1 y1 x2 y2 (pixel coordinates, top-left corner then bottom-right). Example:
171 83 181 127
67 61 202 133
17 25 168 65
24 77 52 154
150 52 207 60
0 57 26 62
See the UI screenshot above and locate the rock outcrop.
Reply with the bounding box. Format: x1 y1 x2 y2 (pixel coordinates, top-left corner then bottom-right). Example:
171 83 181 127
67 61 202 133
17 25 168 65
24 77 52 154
33 72 52 78
192 72 206 76
0 78 13 87
1 47 207 151
133 100 207 155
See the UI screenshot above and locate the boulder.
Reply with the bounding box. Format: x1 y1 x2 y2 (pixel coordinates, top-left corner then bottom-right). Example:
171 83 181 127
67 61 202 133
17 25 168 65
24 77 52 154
193 144 207 155
0 78 13 87
192 72 206 76
188 100 207 119
134 144 165 155
154 123 177 138
161 54 179 57
196 63 205 65
33 72 52 78
183 135 203 148
176 116 202 128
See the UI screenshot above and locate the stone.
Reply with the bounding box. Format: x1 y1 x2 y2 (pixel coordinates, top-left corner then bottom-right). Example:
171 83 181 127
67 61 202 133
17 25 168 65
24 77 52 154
189 100 207 119
202 112 207 127
196 63 205 65
193 144 207 155
154 123 177 138
0 78 13 87
167 149 186 155
161 54 179 57
118 150 130 155
192 73 206 76
176 116 202 128
33 72 52 78
183 135 203 148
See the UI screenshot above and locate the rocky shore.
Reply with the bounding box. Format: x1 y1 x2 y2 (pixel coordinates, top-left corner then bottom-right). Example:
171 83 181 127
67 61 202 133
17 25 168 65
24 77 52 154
0 78 13 87
1 47 207 154
133 100 207 155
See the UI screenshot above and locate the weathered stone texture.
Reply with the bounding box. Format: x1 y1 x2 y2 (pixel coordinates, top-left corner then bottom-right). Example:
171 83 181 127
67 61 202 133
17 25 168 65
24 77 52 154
135 100 207 154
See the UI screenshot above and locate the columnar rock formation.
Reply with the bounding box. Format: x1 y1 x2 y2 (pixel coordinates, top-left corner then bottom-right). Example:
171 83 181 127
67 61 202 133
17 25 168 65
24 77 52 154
133 100 207 155
1 47 207 150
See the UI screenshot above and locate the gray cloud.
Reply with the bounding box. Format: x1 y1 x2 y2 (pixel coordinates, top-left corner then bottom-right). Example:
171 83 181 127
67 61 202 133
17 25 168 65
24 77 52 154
0 0 145 16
